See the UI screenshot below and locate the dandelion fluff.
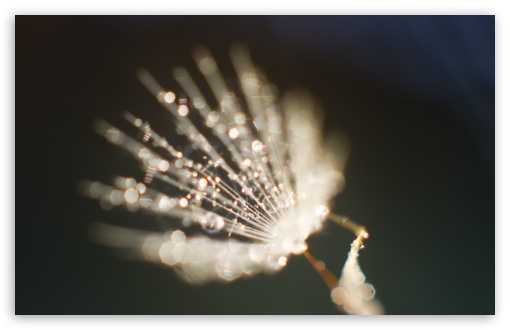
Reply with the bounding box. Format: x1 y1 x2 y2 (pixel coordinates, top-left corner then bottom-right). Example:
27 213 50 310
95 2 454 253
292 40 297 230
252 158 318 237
83 44 379 314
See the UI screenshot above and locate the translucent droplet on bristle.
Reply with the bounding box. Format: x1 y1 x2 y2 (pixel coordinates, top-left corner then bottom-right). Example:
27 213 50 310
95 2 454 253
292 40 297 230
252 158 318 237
182 217 192 227
171 230 186 244
315 205 329 219
216 257 242 282
136 182 146 194
109 190 123 205
234 112 246 125
201 213 225 233
124 188 139 204
124 177 136 188
173 242 191 262
264 255 286 273
159 241 177 266
139 195 152 207
261 196 277 214
193 97 205 109
138 148 150 159
228 127 239 139
251 140 263 152
177 105 189 117
249 246 265 263
105 127 122 143
162 91 176 104
88 181 103 198
206 111 220 127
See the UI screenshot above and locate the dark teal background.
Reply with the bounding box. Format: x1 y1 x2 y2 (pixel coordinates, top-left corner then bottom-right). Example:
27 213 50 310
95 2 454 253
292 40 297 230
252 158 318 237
16 16 494 314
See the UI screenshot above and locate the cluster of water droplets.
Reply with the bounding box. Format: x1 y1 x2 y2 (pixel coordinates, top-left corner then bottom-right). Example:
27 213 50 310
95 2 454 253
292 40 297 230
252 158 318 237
84 45 344 284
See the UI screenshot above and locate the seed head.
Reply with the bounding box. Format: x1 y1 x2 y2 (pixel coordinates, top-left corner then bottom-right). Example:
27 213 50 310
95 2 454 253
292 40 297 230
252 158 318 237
84 45 347 285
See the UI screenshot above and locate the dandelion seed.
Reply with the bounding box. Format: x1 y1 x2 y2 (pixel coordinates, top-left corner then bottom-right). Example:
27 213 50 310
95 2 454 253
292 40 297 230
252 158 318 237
83 44 382 314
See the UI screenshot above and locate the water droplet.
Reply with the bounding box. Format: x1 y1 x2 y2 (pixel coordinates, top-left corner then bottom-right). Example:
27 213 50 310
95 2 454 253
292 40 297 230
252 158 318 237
251 140 263 152
159 241 177 266
178 104 189 116
158 196 174 211
163 91 176 104
179 197 188 208
193 97 205 109
315 205 330 219
249 246 265 263
234 112 246 125
201 213 225 233
158 160 169 172
139 195 152 207
109 190 123 205
138 148 150 159
173 242 191 262
198 57 217 75
216 256 242 282
198 178 208 189
135 183 146 194
171 230 186 244
124 188 139 204
87 181 104 199
105 128 122 143
228 127 239 139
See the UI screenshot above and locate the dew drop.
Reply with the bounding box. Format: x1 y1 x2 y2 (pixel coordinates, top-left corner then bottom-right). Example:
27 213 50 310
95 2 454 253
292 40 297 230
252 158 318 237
206 111 220 127
138 148 150 159
158 160 170 172
193 97 205 109
158 196 175 211
105 128 122 144
234 112 246 125
178 104 189 117
124 188 139 204
135 182 146 194
171 230 186 244
163 91 176 104
251 140 263 152
159 241 177 266
109 190 123 205
173 242 191 262
228 127 239 139
139 195 152 207
179 197 189 208
315 205 330 219
201 213 225 234
198 178 208 189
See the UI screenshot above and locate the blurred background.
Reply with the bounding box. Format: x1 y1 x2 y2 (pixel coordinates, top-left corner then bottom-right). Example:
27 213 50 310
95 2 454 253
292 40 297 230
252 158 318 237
16 15 494 315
